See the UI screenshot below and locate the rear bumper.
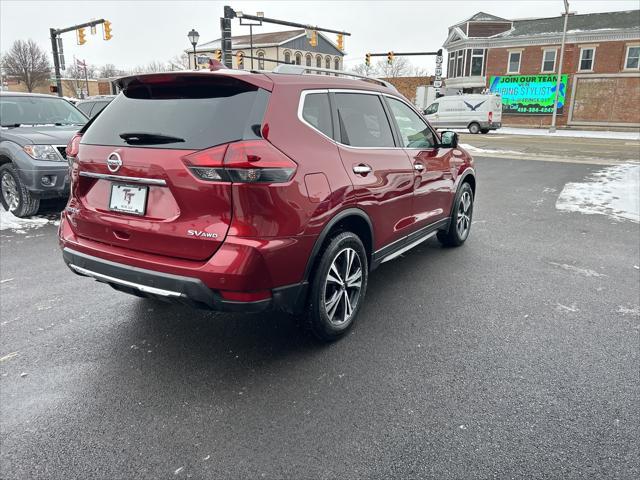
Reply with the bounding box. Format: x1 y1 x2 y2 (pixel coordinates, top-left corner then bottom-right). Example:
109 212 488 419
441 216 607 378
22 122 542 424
480 121 502 130
62 246 308 313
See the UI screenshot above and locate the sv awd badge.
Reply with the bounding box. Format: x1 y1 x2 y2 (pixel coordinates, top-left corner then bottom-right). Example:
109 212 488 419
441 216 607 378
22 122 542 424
187 230 218 239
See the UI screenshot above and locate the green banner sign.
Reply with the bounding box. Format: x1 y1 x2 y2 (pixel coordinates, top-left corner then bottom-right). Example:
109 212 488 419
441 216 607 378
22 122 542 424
489 74 568 115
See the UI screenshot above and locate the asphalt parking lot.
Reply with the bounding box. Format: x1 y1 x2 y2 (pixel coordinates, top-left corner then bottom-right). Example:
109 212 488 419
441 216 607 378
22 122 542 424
1 154 639 479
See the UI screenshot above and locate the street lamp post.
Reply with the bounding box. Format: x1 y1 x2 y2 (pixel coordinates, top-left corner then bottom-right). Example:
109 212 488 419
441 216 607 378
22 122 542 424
549 0 570 133
188 29 200 70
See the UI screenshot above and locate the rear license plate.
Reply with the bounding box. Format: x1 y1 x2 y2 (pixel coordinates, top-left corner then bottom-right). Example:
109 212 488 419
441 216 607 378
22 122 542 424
109 183 148 215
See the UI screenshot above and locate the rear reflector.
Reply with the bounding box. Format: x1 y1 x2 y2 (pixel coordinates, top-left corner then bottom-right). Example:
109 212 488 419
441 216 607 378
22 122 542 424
182 140 296 184
219 290 272 302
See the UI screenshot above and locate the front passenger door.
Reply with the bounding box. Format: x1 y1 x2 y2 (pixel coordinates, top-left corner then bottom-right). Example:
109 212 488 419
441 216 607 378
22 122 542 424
385 96 454 227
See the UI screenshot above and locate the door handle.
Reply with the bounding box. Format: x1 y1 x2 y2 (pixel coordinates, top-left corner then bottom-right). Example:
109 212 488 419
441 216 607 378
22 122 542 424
414 163 425 172
353 164 372 175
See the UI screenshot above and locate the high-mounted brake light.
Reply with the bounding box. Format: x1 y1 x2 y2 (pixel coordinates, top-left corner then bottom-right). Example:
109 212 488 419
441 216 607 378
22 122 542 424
182 140 297 184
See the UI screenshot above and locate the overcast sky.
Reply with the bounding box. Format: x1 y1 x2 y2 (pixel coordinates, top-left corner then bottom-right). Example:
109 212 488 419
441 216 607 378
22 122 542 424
1 0 638 72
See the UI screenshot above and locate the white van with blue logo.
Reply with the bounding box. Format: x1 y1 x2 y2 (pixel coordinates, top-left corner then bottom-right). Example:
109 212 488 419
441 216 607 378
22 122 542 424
423 94 502 134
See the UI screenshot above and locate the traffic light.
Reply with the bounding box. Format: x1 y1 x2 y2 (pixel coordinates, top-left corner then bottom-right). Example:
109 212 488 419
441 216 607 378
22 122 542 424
387 51 394 65
214 50 222 62
337 33 344 51
77 28 86 45
365 53 371 67
103 20 112 41
309 30 317 48
236 51 244 68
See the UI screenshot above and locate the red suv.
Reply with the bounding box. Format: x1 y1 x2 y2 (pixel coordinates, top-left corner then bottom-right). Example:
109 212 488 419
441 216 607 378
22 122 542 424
59 66 475 341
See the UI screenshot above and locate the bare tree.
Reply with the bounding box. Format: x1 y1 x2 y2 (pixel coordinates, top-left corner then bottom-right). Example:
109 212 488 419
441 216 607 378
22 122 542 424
62 58 97 98
351 62 379 77
98 63 120 78
167 53 189 71
0 39 51 92
376 57 414 78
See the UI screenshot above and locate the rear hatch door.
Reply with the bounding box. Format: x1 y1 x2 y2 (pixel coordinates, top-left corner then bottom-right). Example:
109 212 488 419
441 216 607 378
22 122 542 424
71 72 271 261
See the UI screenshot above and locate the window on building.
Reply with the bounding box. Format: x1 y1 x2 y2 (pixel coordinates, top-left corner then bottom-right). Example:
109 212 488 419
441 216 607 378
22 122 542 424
625 45 640 69
305 54 312 67
456 51 464 77
316 55 322 68
302 93 333 138
284 51 291 64
541 49 557 73
448 51 456 77
579 47 595 71
325 56 331 74
386 97 436 149
334 93 395 148
295 52 302 65
334 58 340 71
471 49 484 76
258 51 265 69
508 51 521 74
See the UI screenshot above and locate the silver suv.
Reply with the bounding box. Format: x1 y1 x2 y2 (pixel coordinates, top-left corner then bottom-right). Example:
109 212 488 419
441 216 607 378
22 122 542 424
0 92 87 216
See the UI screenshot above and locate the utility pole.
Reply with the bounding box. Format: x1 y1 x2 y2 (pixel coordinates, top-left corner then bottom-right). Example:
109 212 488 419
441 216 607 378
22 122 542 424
549 0 570 133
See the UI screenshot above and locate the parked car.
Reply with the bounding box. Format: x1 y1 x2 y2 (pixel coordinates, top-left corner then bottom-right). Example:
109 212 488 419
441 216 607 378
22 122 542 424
423 94 502 134
75 95 115 119
0 92 88 216
59 67 476 341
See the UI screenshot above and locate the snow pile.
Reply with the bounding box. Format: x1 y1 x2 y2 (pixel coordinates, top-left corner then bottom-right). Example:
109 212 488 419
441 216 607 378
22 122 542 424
0 208 52 233
459 143 523 156
556 163 640 223
491 128 640 141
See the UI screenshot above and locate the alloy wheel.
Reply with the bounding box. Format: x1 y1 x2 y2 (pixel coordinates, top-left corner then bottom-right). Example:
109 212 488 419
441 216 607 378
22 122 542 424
456 190 472 240
323 247 363 325
1 172 19 211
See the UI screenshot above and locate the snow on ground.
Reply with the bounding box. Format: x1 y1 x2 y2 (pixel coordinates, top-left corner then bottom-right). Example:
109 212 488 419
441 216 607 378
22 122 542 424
459 143 524 157
556 163 640 223
0 208 55 233
454 127 640 141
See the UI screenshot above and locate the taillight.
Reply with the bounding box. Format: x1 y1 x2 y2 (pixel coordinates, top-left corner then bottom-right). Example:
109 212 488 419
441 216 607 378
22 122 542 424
488 111 493 123
183 140 297 184
66 133 82 160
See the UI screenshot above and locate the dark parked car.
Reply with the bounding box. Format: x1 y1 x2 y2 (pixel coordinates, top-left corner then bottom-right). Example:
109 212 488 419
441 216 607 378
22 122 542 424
75 96 115 119
0 92 88 216
60 66 475 341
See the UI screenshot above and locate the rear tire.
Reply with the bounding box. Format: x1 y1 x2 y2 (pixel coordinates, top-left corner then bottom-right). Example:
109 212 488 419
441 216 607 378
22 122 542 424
437 182 474 247
468 122 481 134
306 231 368 342
0 163 39 218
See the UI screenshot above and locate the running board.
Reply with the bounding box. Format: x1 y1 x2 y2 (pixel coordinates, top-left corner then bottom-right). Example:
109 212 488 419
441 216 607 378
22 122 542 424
380 232 437 264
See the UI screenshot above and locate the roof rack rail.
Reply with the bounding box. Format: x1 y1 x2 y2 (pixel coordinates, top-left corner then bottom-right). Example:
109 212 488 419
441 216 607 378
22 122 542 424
270 64 398 92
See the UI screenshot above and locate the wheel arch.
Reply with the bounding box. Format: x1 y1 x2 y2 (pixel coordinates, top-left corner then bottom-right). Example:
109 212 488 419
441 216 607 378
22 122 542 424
303 207 374 282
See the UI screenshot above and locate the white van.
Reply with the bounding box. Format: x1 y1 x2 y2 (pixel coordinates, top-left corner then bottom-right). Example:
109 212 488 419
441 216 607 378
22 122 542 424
423 94 502 134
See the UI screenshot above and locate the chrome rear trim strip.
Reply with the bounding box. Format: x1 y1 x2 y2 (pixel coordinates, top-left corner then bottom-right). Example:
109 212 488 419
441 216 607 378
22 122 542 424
79 171 167 186
69 264 183 298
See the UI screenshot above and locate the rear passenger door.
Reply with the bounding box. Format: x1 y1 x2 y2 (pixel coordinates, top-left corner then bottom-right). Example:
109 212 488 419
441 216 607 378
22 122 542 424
332 91 415 250
385 96 454 227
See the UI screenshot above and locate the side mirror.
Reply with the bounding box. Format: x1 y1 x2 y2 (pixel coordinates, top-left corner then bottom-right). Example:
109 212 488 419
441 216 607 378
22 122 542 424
439 131 458 148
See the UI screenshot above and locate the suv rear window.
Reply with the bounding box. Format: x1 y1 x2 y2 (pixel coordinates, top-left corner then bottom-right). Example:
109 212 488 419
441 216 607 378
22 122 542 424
81 76 268 149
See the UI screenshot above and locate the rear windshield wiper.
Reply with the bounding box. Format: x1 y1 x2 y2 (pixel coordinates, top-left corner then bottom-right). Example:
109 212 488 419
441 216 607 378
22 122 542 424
119 132 185 145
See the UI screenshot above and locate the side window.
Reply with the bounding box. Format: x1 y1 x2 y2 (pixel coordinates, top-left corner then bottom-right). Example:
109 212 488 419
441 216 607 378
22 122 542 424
386 97 436 149
334 93 395 148
90 101 109 118
77 102 93 116
301 93 333 139
424 102 439 115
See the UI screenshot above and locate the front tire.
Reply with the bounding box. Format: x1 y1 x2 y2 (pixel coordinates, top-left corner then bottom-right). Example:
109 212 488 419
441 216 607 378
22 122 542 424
437 182 474 247
307 232 368 342
468 122 481 134
0 163 39 217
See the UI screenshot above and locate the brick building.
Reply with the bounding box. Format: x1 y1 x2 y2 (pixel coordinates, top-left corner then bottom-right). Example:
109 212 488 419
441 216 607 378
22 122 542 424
381 76 435 103
443 10 640 128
